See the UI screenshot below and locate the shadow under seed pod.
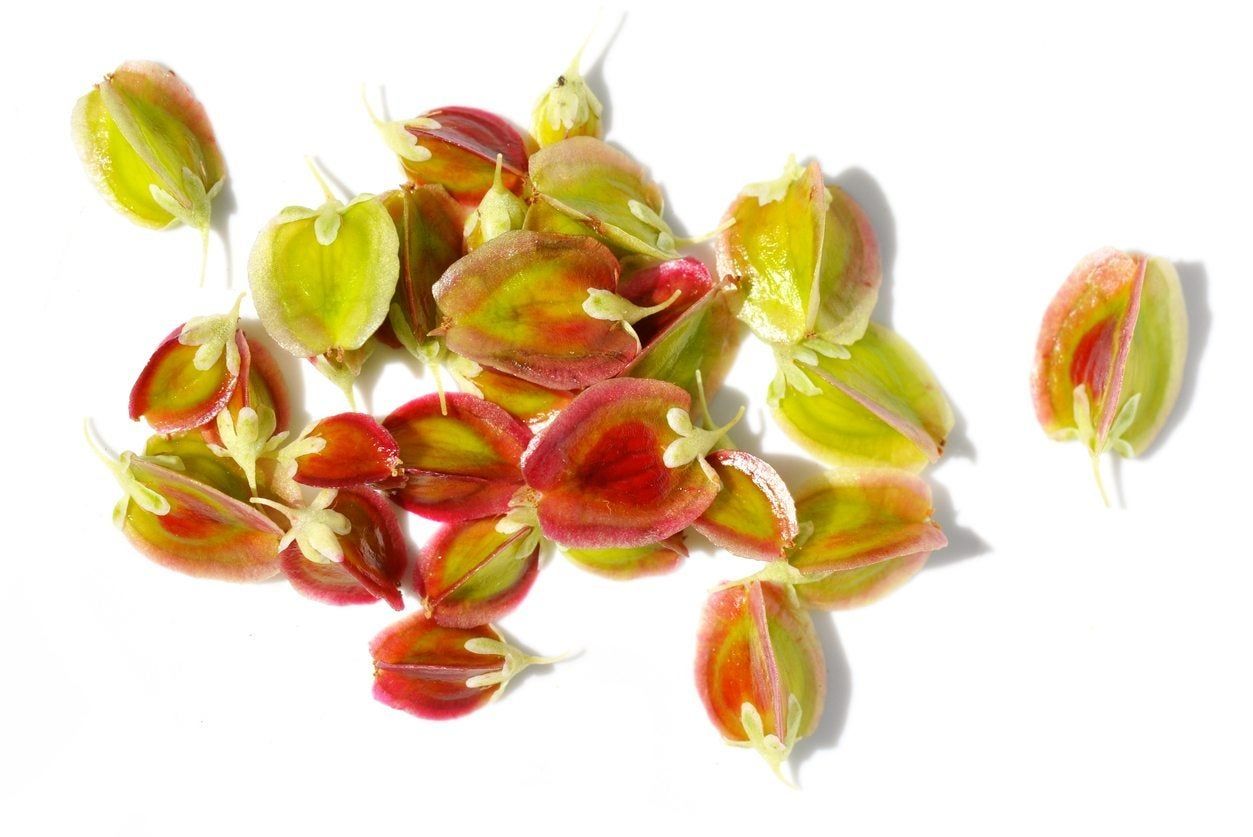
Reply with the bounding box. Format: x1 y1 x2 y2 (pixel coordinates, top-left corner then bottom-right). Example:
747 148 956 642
831 167 897 328
209 178 238 288
789 616 851 781
925 479 989 569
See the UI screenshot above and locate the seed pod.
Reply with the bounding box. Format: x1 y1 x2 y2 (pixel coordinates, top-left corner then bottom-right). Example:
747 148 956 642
695 580 825 783
617 257 716 346
201 333 290 449
564 534 687 580
464 155 528 251
772 323 953 471
382 393 532 522
71 61 226 279
144 431 252 503
432 231 640 389
520 379 721 549
1031 249 1187 502
788 469 947 610
129 297 247 434
248 168 399 377
271 487 407 610
417 514 542 628
379 184 465 359
374 105 531 205
694 450 798 562
526 137 679 260
370 614 561 720
91 438 283 581
450 358 573 427
287 413 402 489
716 157 880 346
532 46 603 147
621 282 743 402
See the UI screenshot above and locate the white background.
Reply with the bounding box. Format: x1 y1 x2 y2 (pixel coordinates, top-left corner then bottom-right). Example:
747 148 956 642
3 1 1250 834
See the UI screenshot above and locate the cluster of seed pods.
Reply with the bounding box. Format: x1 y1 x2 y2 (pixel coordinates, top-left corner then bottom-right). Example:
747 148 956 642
78 52 961 783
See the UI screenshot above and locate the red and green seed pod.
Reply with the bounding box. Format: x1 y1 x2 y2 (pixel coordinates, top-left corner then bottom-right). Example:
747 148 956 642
370 613 563 720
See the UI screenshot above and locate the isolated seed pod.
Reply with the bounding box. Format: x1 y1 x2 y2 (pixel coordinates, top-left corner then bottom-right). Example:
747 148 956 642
249 174 399 362
71 61 225 277
520 379 720 549
273 487 407 610
526 137 679 260
1031 248 1187 500
382 393 532 522
433 231 640 389
788 469 946 609
695 580 825 782
371 613 561 720
694 451 798 562
717 157 880 346
417 514 541 628
773 323 952 471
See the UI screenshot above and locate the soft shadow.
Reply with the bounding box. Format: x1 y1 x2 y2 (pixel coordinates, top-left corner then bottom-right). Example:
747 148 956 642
926 479 989 569
706 382 757 448
831 167 896 327
943 398 977 463
311 156 355 201
239 317 310 432
354 345 427 415
792 616 851 781
1140 260 1209 458
1109 455 1127 510
210 178 238 289
759 453 826 493
581 12 626 141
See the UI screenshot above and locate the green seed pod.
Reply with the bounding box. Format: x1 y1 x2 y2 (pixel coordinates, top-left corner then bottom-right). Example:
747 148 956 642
248 162 399 402
71 61 226 282
532 45 603 147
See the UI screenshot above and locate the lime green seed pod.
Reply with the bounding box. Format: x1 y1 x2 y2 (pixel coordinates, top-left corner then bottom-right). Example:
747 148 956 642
526 137 679 261
464 155 527 251
532 46 603 147
772 323 953 471
249 164 399 398
716 156 881 346
72 61 227 280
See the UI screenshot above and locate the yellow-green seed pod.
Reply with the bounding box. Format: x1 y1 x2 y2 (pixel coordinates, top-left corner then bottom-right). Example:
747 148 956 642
71 61 226 281
464 155 527 251
532 47 603 147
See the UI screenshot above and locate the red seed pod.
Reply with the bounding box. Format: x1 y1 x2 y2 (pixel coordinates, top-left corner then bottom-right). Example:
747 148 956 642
370 613 562 720
521 378 721 549
382 393 533 522
290 413 402 489
277 487 408 610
